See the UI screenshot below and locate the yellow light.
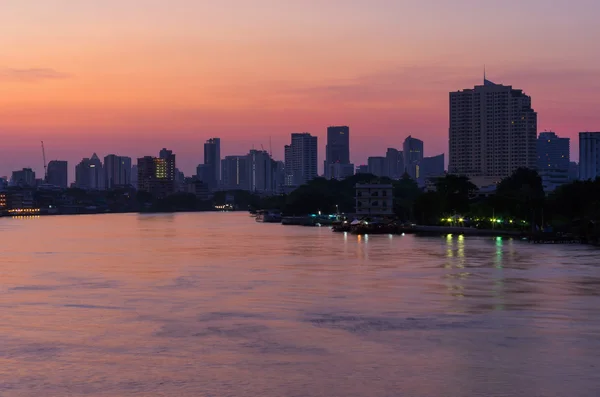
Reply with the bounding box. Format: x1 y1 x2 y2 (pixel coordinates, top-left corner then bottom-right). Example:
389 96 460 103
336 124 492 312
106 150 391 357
447 218 453 222
458 218 464 222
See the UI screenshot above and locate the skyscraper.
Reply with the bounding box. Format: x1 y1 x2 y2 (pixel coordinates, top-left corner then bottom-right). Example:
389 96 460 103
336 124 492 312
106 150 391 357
203 138 221 189
367 156 386 177
579 132 600 181
75 154 104 190
449 78 537 184
384 148 403 179
324 126 350 178
284 133 317 186
137 152 176 198
403 136 424 179
11 168 36 187
247 149 274 193
221 155 249 191
159 148 176 182
419 154 445 182
536 132 570 191
47 160 68 188
104 155 132 189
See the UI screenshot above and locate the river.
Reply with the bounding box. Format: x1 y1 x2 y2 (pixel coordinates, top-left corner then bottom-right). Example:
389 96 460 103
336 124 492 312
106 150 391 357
1 212 599 396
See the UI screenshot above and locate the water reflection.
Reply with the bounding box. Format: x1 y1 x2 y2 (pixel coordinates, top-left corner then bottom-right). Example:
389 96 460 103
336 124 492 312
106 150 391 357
1 213 600 397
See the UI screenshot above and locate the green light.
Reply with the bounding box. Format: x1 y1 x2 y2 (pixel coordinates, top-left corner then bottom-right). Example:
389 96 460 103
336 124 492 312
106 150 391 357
496 219 502 223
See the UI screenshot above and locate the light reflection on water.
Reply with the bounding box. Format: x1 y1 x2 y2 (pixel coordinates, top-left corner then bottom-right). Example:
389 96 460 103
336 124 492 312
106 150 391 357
1 212 600 396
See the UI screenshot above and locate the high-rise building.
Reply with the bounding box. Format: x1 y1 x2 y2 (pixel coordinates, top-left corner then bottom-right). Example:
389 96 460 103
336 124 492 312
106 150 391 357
284 133 317 186
326 163 355 180
272 160 286 194
449 78 537 184
536 132 570 191
221 155 249 191
324 126 350 178
11 168 36 187
384 148 403 179
367 156 386 177
137 153 176 198
75 154 104 190
159 148 176 181
46 161 68 188
579 132 600 181
403 136 424 180
419 154 445 182
104 155 132 189
203 138 221 189
247 149 274 193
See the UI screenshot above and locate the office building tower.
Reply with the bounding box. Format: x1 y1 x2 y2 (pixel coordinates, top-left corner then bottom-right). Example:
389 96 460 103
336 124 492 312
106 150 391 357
579 132 600 181
367 156 386 177
203 138 221 189
284 133 317 186
403 136 424 180
46 161 68 188
221 155 249 191
449 78 537 184
419 154 445 182
536 132 570 191
137 153 176 198
384 148 403 179
247 149 274 193
326 163 355 180
324 126 350 178
158 148 176 181
104 155 132 189
75 154 104 190
11 168 36 187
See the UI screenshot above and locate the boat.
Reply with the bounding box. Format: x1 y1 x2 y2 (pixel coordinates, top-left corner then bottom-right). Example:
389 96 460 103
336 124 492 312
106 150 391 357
255 210 282 223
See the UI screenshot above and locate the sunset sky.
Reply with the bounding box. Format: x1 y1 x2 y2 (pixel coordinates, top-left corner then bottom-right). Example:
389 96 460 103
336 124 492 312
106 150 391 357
1 0 599 178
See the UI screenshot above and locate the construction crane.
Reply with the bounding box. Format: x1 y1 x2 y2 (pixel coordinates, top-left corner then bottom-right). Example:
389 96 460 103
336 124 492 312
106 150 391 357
41 141 47 183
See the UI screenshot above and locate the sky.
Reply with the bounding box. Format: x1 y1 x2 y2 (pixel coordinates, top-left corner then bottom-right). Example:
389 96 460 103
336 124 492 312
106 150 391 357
1 0 599 178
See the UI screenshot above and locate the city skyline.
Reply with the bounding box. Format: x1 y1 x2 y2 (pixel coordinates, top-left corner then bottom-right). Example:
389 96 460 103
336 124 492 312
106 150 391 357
2 1 599 176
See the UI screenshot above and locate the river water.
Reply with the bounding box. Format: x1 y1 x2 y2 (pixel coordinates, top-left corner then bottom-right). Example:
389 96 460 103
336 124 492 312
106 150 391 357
1 212 599 396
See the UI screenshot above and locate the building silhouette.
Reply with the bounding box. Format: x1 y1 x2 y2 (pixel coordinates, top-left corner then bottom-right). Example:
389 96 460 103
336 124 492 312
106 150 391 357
104 155 132 189
326 163 354 180
384 148 403 179
324 126 350 179
247 149 274 193
284 133 317 187
536 132 570 191
75 154 103 190
419 154 445 182
137 151 176 198
221 155 249 191
46 161 68 188
11 168 36 187
203 138 221 189
367 156 386 177
403 136 424 179
449 77 537 184
579 132 600 180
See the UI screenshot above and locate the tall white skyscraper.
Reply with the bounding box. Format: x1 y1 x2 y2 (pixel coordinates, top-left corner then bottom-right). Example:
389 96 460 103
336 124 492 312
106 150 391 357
284 133 317 186
579 132 600 181
449 78 537 184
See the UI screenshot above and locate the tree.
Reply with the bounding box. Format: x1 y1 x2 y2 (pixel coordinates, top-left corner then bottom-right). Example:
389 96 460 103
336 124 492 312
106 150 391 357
433 174 476 215
495 168 545 224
